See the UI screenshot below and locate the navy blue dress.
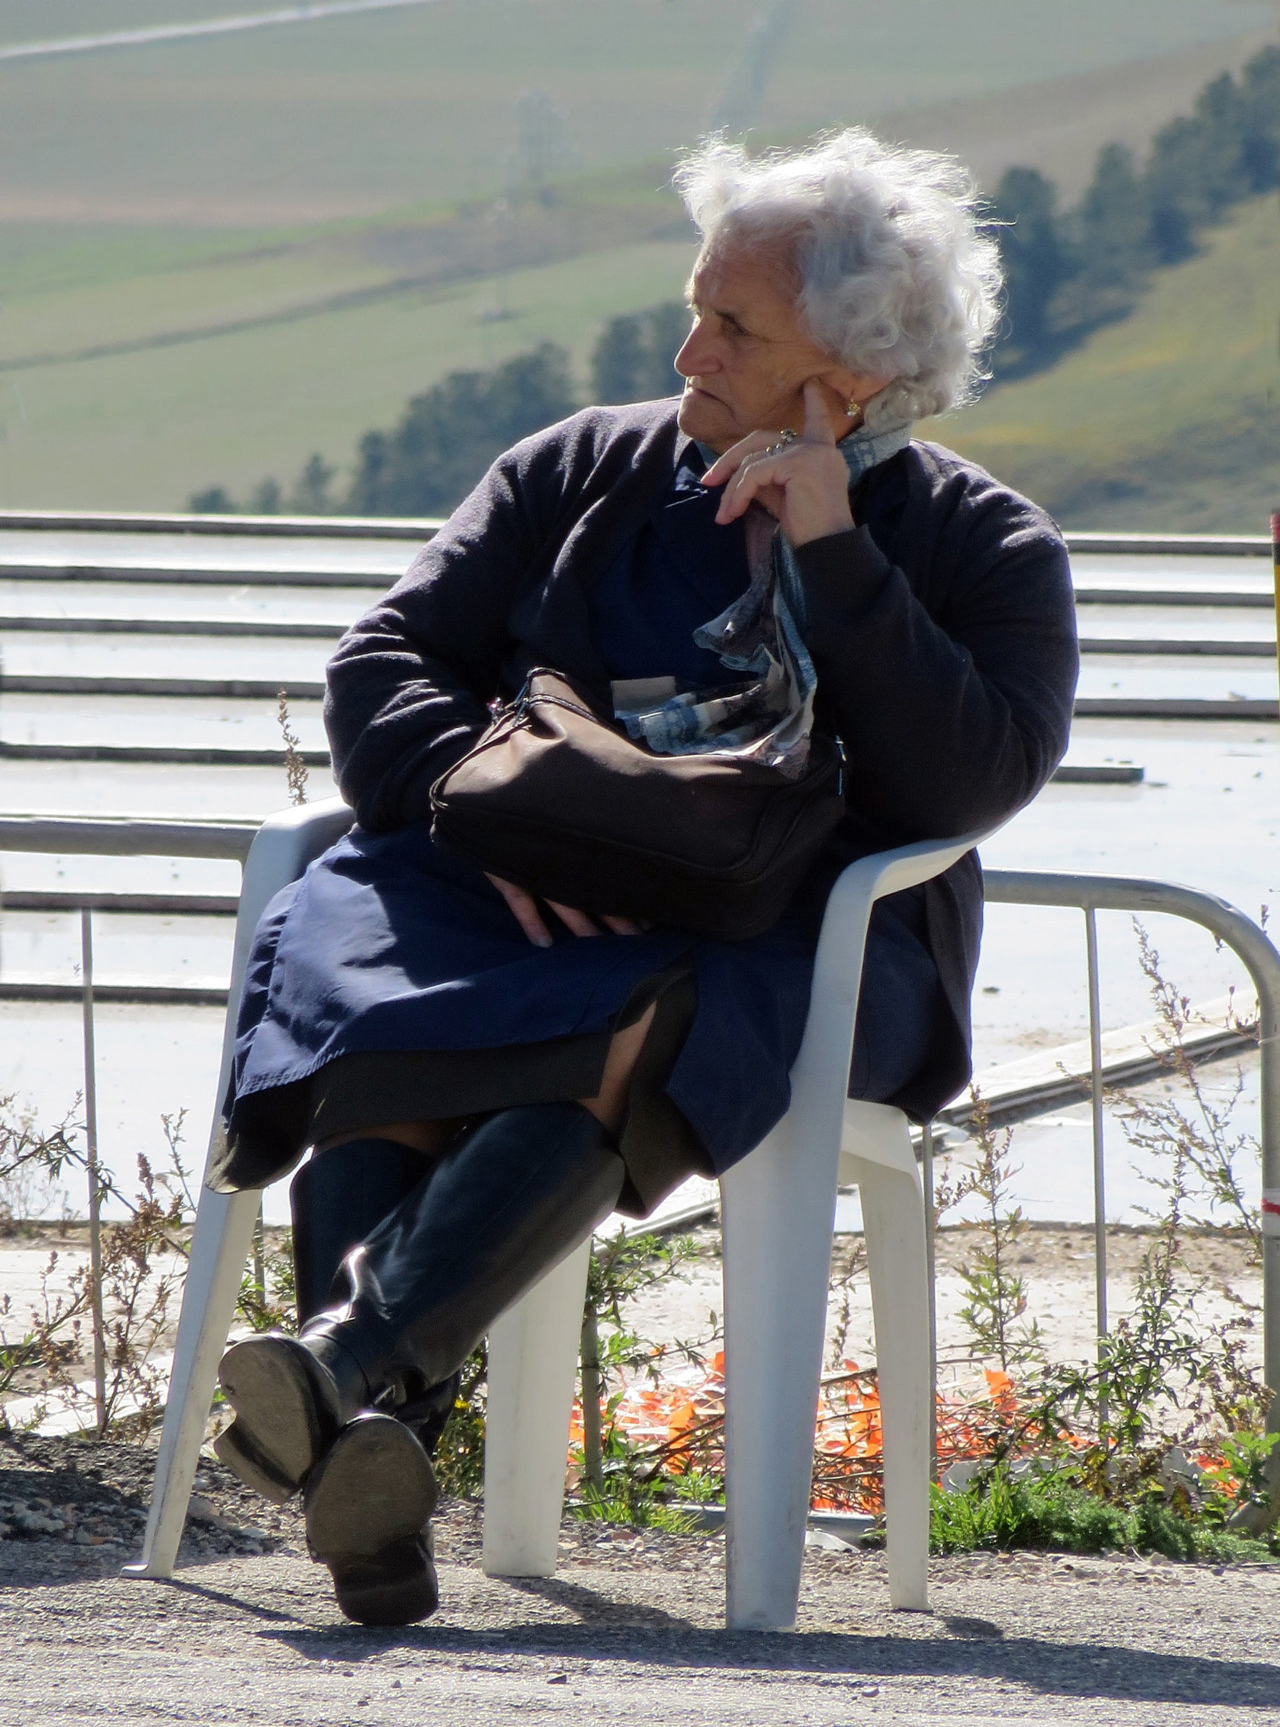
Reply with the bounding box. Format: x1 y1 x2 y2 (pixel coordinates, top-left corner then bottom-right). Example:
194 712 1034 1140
218 452 945 1212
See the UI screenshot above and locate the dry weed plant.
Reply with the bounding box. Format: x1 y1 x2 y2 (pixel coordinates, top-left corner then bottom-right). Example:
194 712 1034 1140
0 1100 293 1439
276 689 310 806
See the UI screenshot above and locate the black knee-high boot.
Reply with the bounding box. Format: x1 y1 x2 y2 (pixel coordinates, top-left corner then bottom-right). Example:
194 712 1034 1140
290 1138 462 1458
301 1102 623 1402
290 1137 431 1325
218 1102 621 1499
216 1136 442 1504
216 1102 622 1627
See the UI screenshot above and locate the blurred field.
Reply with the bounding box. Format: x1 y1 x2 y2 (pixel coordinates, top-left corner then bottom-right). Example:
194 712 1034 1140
0 236 697 509
1 0 1270 221
943 192 1280 534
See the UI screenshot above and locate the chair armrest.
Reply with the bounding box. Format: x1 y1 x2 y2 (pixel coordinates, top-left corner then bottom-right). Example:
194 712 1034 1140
788 826 997 1117
813 827 994 1013
828 826 995 921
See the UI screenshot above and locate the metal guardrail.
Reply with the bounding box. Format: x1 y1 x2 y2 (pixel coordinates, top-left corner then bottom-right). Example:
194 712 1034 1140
0 817 258 1424
0 814 257 861
0 513 1271 556
0 509 443 541
978 869 1280 1414
2 817 1278 1447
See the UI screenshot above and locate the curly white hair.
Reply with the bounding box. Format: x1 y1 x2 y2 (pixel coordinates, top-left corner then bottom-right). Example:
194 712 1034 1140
672 129 1003 427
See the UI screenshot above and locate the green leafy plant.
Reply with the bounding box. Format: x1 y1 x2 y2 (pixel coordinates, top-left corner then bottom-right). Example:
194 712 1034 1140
928 923 1276 1555
234 1229 297 1335
576 1229 709 1492
930 1461 1276 1563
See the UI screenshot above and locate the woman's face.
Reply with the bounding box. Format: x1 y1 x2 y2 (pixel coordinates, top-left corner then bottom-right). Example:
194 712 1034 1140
674 244 882 454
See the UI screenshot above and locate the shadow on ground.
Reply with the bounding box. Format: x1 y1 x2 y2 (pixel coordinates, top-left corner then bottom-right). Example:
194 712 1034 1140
181 1568 1277 1713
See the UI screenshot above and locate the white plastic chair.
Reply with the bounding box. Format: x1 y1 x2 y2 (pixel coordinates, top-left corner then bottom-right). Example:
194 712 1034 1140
126 796 990 1630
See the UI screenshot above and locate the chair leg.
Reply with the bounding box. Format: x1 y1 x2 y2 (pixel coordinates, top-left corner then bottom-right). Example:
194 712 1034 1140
482 1235 592 1578
121 1185 261 1579
721 1117 842 1632
854 1147 931 1611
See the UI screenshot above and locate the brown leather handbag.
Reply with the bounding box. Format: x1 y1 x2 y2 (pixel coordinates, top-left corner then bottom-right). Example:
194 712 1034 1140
429 668 845 942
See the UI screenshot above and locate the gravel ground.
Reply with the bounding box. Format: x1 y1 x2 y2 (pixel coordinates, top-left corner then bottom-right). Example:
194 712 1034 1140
3 1434 1280 1725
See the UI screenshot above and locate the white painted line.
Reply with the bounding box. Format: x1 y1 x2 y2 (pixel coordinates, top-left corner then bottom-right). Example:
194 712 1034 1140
0 0 439 64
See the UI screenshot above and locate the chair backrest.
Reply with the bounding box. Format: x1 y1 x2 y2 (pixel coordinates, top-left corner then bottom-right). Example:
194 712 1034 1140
210 800 356 1148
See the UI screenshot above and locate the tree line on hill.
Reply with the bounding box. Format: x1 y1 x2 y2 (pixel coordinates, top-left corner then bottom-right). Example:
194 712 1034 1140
993 44 1280 374
188 304 685 518
189 45 1280 519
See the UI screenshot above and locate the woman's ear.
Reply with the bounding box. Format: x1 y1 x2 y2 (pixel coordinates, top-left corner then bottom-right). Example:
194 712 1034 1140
826 366 892 421
806 368 885 436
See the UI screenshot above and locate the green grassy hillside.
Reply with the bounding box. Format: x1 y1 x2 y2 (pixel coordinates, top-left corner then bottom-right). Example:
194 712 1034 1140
0 0 1273 514
940 191 1280 534
0 234 697 510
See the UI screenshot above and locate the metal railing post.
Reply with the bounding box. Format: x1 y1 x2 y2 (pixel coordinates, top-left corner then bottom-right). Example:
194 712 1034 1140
1083 908 1109 1388
80 908 107 1436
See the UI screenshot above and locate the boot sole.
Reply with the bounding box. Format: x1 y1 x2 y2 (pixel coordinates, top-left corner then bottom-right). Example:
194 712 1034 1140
304 1413 439 1562
217 1336 335 1500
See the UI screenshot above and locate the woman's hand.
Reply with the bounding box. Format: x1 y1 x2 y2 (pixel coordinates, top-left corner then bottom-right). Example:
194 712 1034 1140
485 873 644 947
702 379 855 547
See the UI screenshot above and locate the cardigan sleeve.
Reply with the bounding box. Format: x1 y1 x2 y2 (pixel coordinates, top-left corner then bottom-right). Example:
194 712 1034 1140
324 450 551 832
793 488 1079 842
323 401 679 832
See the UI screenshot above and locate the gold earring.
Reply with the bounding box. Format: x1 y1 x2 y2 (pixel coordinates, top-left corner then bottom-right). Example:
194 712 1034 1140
846 398 862 420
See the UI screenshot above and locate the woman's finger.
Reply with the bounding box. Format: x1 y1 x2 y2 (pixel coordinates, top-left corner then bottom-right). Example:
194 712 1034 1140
714 447 789 523
802 377 840 445
599 912 644 936
485 873 554 948
701 430 778 489
546 899 603 938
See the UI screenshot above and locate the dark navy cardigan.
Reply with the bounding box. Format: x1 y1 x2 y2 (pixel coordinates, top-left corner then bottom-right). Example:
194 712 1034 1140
323 400 1079 1121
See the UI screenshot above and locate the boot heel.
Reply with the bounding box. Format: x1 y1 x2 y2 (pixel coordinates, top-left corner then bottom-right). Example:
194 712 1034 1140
304 1413 440 1626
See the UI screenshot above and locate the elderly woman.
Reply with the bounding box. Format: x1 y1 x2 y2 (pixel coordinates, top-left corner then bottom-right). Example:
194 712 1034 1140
210 128 1077 1624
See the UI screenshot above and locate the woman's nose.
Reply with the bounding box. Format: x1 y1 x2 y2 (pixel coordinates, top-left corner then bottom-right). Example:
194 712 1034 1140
674 321 716 379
